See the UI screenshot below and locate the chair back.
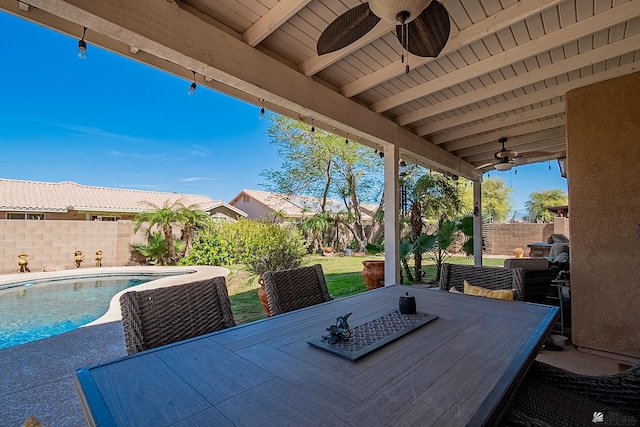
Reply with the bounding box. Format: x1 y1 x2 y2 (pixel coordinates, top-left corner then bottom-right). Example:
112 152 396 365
261 264 332 316
119 276 236 354
438 263 524 301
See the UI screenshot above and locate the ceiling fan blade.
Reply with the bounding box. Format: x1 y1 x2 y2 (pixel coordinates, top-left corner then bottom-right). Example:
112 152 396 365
516 150 554 159
495 149 518 160
475 162 494 170
395 1 450 57
317 3 381 55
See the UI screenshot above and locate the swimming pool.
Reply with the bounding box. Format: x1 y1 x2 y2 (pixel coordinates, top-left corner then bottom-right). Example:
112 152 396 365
0 273 184 349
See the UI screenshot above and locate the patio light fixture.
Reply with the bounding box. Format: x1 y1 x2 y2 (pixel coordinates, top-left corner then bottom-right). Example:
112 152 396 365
77 27 87 59
187 71 197 96
259 99 265 119
345 132 349 144
558 157 567 178
398 159 407 177
493 157 514 171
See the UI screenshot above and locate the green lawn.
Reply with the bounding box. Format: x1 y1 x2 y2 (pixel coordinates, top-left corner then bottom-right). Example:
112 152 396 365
225 254 505 325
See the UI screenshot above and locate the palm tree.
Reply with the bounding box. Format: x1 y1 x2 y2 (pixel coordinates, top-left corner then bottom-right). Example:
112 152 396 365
177 205 213 256
271 209 286 223
406 172 464 281
133 199 187 264
302 211 332 253
131 231 186 265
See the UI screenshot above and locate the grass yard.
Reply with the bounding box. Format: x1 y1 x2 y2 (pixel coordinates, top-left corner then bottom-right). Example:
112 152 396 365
225 254 505 325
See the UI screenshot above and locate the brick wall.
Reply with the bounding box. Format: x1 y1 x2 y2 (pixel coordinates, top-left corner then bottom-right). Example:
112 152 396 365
0 220 137 274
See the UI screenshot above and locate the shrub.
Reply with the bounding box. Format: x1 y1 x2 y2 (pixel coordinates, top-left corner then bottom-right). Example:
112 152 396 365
180 220 306 270
131 232 185 265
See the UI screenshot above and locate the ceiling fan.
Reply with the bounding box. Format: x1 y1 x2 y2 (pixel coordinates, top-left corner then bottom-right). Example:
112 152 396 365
476 137 560 172
316 0 451 72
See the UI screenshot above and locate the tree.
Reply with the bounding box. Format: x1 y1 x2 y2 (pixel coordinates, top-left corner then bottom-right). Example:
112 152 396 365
461 177 512 222
133 199 187 264
261 116 383 249
302 212 332 253
404 171 465 281
260 116 336 210
177 205 214 256
480 178 512 222
526 189 567 223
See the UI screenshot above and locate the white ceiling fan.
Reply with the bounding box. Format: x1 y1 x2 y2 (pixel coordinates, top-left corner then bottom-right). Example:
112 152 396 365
476 137 562 172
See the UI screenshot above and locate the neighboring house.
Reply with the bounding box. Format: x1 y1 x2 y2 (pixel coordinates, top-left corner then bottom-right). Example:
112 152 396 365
0 178 247 222
229 189 378 223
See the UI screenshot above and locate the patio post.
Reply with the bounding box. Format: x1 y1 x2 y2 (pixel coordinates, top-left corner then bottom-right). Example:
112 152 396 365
473 179 483 266
383 144 400 285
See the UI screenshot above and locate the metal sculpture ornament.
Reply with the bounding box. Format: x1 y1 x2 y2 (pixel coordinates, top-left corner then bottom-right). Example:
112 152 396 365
321 313 352 344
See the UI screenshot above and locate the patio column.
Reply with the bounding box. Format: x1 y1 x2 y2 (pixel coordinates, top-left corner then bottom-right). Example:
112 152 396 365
473 179 483 266
383 145 400 285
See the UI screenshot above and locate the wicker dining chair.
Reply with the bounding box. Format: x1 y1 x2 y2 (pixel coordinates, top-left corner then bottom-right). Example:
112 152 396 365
438 263 525 301
119 276 236 354
261 264 333 316
501 360 640 426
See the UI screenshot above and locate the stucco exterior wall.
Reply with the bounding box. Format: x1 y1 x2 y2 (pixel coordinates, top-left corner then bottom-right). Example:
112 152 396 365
230 197 274 220
0 220 135 274
567 71 640 358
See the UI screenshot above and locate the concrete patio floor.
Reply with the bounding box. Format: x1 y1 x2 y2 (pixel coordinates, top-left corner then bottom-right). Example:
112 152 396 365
0 318 632 427
0 321 127 427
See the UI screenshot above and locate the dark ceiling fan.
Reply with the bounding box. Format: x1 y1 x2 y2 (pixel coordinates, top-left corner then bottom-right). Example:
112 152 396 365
476 137 560 172
316 0 451 70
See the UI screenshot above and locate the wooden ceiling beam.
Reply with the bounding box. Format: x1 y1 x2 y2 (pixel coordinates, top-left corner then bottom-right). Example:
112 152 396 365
430 103 566 145
441 117 566 152
242 0 311 47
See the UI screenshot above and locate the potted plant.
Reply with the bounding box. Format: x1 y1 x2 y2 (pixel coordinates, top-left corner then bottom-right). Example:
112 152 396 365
362 243 385 290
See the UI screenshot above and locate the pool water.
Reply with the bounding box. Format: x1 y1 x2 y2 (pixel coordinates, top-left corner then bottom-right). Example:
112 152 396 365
0 274 180 349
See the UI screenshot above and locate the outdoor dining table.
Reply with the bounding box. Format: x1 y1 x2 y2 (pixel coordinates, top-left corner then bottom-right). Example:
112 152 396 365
75 285 558 427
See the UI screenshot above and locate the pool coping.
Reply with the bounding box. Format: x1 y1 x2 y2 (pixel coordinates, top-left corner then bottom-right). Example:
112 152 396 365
0 265 229 327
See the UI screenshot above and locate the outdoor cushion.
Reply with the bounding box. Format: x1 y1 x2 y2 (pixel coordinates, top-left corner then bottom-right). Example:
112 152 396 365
464 280 515 301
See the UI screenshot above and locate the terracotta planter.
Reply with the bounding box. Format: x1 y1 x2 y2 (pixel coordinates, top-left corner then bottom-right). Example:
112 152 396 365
258 276 271 317
361 260 385 290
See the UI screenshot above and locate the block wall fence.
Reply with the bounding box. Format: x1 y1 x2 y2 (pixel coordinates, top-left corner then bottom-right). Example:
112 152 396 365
0 220 145 274
0 218 569 274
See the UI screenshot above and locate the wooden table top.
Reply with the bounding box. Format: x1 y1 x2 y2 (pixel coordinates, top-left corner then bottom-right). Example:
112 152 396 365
75 285 558 427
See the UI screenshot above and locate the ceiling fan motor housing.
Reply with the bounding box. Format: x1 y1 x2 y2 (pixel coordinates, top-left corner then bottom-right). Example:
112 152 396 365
369 0 433 23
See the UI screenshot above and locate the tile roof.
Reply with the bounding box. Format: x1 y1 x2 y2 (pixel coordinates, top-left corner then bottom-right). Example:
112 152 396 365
0 179 221 213
234 189 378 220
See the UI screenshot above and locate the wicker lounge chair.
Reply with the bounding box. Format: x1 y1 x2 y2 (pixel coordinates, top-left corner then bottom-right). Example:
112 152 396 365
501 360 640 426
439 263 525 301
119 276 236 354
261 264 332 316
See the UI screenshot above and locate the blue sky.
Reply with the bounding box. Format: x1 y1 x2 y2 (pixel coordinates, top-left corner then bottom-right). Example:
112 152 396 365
0 11 566 210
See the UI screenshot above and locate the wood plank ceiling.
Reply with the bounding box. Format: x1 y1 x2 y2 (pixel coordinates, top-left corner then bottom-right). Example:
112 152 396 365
4 0 640 179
